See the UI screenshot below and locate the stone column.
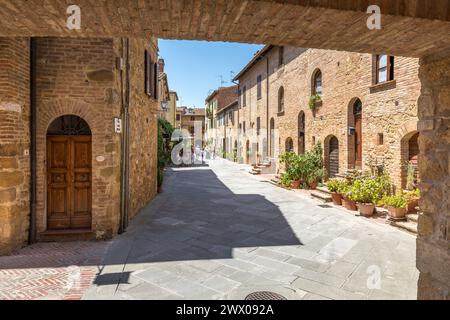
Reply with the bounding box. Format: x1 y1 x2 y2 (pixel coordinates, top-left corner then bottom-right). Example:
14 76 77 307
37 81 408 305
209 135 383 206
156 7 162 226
0 38 31 255
416 53 450 300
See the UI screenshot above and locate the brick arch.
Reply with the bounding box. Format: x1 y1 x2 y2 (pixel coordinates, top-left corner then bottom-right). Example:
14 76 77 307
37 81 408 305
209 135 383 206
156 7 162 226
38 99 102 138
396 119 418 141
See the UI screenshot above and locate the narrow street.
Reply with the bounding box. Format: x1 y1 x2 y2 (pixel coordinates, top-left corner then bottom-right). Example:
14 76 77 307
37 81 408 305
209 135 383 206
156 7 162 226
80 159 418 300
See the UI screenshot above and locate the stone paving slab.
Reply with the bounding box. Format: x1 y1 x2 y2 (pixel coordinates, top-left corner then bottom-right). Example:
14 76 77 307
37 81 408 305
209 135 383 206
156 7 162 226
83 159 419 300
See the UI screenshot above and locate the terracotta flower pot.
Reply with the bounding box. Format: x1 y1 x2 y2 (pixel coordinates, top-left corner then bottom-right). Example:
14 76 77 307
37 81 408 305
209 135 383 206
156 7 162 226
407 198 419 213
388 206 407 219
290 180 301 189
358 203 375 217
309 181 318 190
342 197 358 211
331 192 342 206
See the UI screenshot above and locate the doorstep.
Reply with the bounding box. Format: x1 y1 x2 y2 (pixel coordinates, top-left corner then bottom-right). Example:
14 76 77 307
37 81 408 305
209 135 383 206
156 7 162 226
39 229 96 242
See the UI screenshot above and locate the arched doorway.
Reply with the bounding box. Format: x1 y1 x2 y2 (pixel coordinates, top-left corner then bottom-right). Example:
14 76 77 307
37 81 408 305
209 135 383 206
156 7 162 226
233 140 238 162
325 135 339 178
348 98 362 169
298 111 305 154
269 118 275 158
401 131 420 190
285 137 294 153
46 115 92 230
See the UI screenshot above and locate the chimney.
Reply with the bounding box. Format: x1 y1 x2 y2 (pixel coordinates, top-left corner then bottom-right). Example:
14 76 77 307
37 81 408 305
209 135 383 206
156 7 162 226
158 58 165 73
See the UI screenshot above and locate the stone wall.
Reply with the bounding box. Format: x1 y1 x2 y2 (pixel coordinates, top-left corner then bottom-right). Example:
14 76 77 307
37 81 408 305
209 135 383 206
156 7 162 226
125 37 159 220
416 54 450 300
237 46 420 189
0 38 30 255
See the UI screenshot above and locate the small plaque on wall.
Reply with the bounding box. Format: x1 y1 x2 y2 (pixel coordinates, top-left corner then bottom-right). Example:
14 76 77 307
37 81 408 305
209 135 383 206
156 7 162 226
114 117 122 133
96 156 105 162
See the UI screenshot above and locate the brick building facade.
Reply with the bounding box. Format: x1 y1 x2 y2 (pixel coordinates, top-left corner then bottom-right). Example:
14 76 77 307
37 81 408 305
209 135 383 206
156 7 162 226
0 37 160 254
230 46 420 189
205 86 239 156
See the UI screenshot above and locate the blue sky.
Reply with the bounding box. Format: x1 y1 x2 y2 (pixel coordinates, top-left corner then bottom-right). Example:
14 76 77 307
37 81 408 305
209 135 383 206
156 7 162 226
158 40 263 108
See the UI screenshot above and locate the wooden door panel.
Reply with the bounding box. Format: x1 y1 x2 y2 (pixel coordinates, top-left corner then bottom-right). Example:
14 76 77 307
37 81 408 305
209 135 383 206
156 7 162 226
355 117 362 168
71 136 92 229
47 135 92 231
47 137 71 230
329 137 339 178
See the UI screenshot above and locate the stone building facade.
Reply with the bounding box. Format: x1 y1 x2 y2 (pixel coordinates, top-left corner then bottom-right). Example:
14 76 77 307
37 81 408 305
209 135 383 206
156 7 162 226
179 107 206 148
205 86 239 156
216 101 239 160
232 46 421 189
0 37 160 254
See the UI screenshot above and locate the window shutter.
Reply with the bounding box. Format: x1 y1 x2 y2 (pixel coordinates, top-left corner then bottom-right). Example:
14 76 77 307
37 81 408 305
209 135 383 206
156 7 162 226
153 62 158 99
144 50 149 94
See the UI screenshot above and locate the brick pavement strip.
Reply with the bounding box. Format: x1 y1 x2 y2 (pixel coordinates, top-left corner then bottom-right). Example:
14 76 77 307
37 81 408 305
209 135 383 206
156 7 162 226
0 242 108 300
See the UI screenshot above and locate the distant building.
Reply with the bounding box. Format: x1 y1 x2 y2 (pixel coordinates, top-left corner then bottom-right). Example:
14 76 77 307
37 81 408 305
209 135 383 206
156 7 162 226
204 86 239 155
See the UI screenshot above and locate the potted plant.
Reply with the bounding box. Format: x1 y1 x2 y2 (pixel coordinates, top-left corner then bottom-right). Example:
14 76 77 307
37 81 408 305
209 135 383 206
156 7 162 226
383 194 408 219
327 178 346 205
342 185 358 211
308 167 324 190
405 188 420 213
350 178 377 217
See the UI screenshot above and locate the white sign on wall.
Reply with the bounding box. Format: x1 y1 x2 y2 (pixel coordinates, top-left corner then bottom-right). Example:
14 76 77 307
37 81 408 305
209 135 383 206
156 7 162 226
114 118 122 134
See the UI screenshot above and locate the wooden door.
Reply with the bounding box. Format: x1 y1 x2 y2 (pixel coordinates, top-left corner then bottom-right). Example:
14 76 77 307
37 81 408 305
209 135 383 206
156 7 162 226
47 136 92 230
328 137 339 178
354 116 362 168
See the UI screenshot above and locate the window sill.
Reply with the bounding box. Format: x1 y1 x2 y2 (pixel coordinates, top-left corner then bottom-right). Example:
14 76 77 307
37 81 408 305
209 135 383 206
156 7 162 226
277 111 285 117
370 80 396 93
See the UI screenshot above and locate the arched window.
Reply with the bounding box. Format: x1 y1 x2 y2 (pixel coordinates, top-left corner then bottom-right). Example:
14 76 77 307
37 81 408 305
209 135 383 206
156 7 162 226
312 69 322 96
278 87 284 113
47 115 91 136
285 137 294 153
353 98 362 116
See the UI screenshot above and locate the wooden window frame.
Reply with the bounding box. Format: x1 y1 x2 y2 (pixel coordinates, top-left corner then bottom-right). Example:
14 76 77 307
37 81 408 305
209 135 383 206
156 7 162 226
144 49 158 99
312 70 322 96
278 46 284 67
375 55 395 84
257 75 262 100
278 87 284 114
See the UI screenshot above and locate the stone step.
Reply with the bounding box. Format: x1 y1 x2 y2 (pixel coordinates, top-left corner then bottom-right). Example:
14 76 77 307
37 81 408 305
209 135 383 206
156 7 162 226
316 186 331 194
406 213 419 223
392 220 418 235
311 190 332 203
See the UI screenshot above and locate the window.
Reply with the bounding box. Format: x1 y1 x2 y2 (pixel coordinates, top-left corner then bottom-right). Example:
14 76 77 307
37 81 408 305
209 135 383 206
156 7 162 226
256 117 261 135
238 89 241 107
278 46 284 67
313 70 322 96
377 133 384 145
257 75 262 99
375 55 394 84
191 116 195 121
242 86 247 106
144 50 158 98
176 114 181 121
243 121 246 133
278 87 284 113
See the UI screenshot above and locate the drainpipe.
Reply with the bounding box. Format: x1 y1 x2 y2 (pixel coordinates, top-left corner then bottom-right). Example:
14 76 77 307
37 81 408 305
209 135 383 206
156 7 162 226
119 38 131 234
29 38 37 244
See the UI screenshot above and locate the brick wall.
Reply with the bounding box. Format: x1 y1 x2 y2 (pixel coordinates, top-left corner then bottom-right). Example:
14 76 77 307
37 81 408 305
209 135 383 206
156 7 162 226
34 37 121 239
236 47 420 188
0 38 30 254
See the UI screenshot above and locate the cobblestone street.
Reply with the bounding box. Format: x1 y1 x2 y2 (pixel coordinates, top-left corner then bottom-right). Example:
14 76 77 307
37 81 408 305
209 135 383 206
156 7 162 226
81 160 418 300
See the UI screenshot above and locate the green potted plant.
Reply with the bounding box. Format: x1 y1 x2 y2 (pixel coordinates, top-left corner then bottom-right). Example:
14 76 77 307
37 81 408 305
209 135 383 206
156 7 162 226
383 194 408 219
350 178 377 217
308 167 324 190
342 184 358 211
327 178 346 205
